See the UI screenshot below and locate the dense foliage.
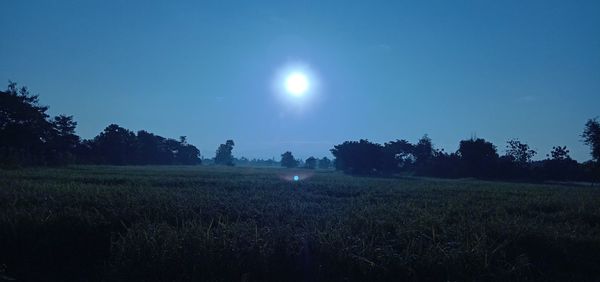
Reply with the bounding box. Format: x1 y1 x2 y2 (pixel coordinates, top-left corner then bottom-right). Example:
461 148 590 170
0 82 64 165
214 140 235 166
1 166 600 281
280 151 299 168
0 82 201 167
331 135 598 182
305 156 317 169
582 118 600 162
330 140 396 174
318 157 332 169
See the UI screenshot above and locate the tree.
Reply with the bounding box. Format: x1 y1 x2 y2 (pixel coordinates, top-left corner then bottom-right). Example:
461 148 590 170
214 139 235 166
305 156 317 169
318 157 332 169
0 81 203 167
175 142 201 165
384 139 414 170
92 124 137 165
51 115 79 147
457 138 499 177
548 146 571 161
281 151 299 168
426 151 462 178
132 132 200 165
47 115 80 164
414 135 434 167
542 145 578 181
582 118 600 162
135 130 170 165
330 139 395 175
0 82 53 165
505 139 536 164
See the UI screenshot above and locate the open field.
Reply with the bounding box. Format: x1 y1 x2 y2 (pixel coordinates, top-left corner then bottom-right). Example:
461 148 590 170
1 166 600 281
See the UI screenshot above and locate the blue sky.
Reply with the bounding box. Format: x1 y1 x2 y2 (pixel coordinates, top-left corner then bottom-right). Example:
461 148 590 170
1 0 599 161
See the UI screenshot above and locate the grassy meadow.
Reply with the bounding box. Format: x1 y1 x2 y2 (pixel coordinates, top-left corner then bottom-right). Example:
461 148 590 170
1 166 600 281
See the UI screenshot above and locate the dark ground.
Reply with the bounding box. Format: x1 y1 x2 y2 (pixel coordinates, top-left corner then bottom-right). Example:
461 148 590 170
1 166 600 281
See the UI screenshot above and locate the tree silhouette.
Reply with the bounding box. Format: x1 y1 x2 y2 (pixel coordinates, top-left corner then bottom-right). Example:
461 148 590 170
47 115 80 164
330 139 395 175
541 145 579 180
548 146 571 161
384 139 414 170
281 151 299 168
3 81 598 182
458 138 499 177
1 82 54 165
1 81 203 167
318 157 331 169
92 124 137 165
175 140 201 165
305 156 317 169
582 118 600 162
135 130 168 164
51 115 79 145
85 128 200 165
215 140 235 166
505 139 536 164
413 135 434 170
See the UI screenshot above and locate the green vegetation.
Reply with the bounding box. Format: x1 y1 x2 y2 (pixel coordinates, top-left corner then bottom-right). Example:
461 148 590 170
1 166 600 281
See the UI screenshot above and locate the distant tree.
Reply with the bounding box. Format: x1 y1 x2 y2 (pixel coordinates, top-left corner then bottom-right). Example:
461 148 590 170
177 144 201 165
330 139 395 175
305 156 317 169
214 139 235 166
458 138 499 177
234 157 250 166
384 139 414 170
92 124 137 165
0 81 203 167
173 136 201 165
281 151 299 168
582 118 600 162
80 127 200 166
426 150 463 178
581 118 600 183
541 145 579 181
414 135 434 167
505 139 536 164
318 157 332 169
51 115 79 147
135 130 168 164
548 146 571 161
47 115 80 164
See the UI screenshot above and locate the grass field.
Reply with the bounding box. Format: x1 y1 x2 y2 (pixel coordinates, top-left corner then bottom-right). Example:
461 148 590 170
1 166 600 281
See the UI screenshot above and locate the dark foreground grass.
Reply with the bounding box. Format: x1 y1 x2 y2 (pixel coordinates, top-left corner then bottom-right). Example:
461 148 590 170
1 166 600 281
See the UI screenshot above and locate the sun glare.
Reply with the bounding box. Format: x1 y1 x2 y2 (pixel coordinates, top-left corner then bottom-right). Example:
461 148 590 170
272 62 319 109
285 72 309 96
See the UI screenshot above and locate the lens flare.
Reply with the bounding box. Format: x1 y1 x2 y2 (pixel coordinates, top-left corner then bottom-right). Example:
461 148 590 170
279 171 315 182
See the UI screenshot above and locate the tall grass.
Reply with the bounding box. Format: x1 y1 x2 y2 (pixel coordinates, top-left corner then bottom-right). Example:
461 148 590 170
1 166 599 281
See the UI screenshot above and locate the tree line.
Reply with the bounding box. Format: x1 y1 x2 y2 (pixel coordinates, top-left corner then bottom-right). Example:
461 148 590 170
328 130 599 182
2 81 598 183
280 151 332 169
0 82 200 167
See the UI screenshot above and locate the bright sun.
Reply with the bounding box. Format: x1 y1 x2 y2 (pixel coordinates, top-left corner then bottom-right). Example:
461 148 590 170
285 72 309 96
